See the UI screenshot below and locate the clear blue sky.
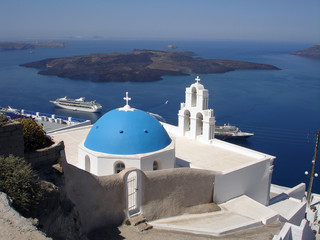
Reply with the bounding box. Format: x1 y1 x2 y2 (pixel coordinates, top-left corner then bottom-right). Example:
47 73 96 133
0 0 319 43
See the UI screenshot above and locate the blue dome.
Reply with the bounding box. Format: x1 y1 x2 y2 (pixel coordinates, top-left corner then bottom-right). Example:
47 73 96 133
84 109 172 155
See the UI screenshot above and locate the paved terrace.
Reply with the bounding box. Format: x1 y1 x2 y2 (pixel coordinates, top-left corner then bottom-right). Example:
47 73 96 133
163 123 274 174
50 125 92 166
50 123 274 174
150 195 280 236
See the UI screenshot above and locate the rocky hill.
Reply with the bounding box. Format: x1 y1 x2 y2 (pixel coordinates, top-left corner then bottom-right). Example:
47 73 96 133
0 192 51 240
290 45 320 58
21 49 280 82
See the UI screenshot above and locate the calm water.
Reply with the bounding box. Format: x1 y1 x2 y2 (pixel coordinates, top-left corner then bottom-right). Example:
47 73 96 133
0 40 319 193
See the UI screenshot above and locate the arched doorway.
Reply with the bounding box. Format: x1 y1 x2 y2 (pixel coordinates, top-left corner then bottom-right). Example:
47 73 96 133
125 170 141 217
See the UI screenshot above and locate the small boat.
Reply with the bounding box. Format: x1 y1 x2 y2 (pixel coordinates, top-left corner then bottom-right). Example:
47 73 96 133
215 123 254 139
50 97 102 113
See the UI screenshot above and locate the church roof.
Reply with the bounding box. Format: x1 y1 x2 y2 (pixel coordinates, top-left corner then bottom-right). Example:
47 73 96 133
84 108 172 155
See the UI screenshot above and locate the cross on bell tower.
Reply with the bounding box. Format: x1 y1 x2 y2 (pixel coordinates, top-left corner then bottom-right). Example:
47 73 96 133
195 76 201 84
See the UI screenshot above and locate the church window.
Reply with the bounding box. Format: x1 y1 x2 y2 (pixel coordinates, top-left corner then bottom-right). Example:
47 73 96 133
191 87 197 107
153 160 159 170
114 161 125 174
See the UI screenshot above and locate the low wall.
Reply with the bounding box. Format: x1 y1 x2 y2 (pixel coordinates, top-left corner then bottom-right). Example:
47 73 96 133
0 121 24 158
25 141 65 167
62 161 126 233
273 219 315 240
142 168 215 220
62 161 216 234
214 159 273 205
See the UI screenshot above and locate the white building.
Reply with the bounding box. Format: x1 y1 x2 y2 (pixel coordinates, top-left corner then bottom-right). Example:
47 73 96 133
51 76 314 238
78 92 175 176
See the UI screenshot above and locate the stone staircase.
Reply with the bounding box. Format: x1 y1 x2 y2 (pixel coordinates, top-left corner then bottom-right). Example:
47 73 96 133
129 214 153 232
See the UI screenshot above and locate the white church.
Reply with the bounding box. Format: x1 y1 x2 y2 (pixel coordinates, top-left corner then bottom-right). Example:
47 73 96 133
78 76 216 176
52 76 315 239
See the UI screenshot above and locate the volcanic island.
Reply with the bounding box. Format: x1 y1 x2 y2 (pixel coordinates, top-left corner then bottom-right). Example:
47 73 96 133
0 41 67 51
290 45 320 58
21 49 280 82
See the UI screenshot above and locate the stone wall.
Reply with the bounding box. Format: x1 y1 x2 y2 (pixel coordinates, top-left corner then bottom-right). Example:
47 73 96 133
62 161 216 234
0 121 24 158
62 161 126 233
24 141 65 167
142 168 215 220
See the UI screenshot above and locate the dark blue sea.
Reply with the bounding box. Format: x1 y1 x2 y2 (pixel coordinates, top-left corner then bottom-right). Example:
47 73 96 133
0 40 319 193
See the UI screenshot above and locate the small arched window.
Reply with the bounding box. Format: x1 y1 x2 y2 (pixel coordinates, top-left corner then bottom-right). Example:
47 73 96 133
114 161 125 174
153 160 159 171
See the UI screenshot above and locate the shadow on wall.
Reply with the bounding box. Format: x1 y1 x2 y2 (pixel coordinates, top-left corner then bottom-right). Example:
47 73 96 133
175 157 190 167
62 159 126 234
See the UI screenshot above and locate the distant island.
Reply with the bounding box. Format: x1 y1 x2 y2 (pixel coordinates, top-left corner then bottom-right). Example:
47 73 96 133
20 49 280 82
0 41 67 51
290 45 320 58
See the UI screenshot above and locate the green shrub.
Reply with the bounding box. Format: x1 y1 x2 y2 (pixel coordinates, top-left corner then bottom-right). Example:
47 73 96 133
0 114 10 126
0 155 43 216
15 118 53 152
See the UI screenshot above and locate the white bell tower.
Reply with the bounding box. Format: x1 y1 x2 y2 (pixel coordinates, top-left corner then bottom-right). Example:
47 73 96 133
178 76 215 142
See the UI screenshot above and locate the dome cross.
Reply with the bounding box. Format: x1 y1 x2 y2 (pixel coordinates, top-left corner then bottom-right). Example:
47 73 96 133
124 92 131 106
119 91 134 111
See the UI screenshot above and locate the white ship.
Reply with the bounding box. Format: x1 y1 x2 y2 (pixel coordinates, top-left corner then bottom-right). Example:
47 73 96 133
50 97 102 113
215 123 254 139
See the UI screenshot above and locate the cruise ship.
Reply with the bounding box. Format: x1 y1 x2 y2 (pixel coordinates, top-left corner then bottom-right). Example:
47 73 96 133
50 97 102 113
214 123 254 139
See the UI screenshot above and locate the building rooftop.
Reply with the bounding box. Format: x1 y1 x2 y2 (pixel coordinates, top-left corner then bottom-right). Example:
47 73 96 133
50 122 274 174
163 123 274 174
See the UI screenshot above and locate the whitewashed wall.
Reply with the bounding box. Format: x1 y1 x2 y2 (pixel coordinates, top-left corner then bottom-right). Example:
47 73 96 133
78 140 175 176
214 158 273 205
